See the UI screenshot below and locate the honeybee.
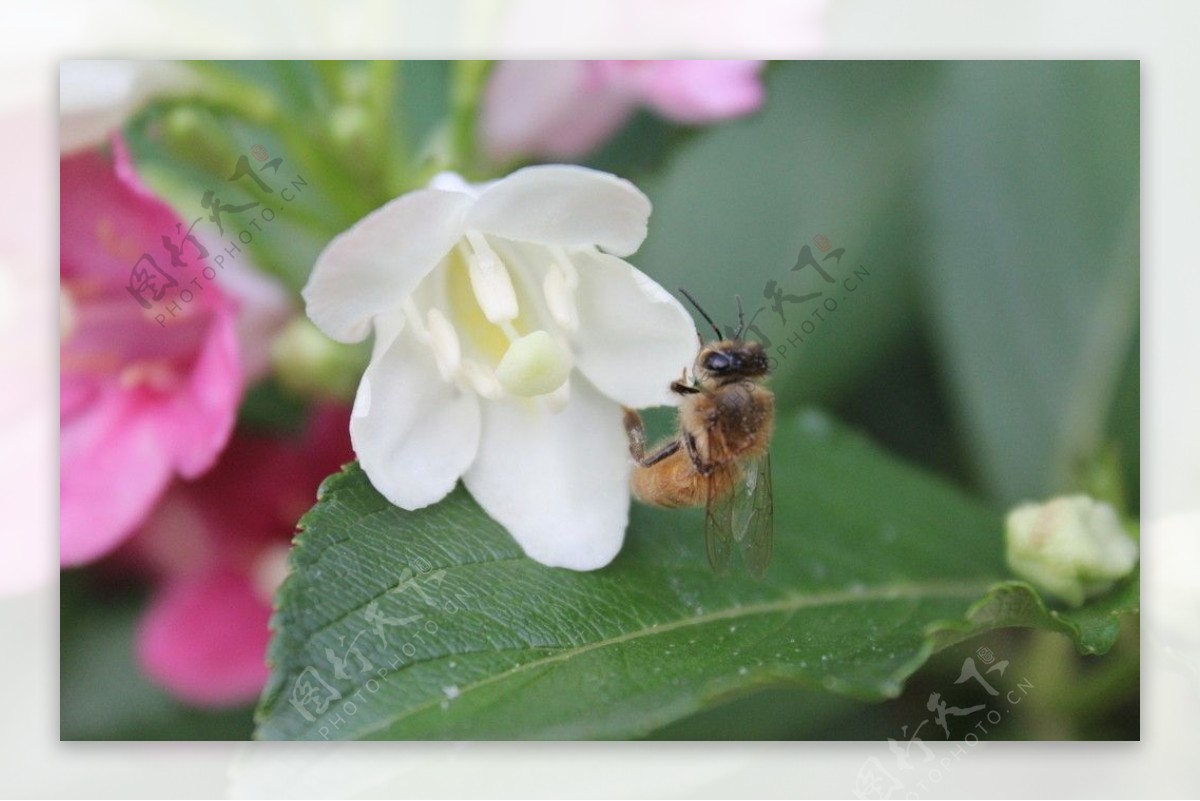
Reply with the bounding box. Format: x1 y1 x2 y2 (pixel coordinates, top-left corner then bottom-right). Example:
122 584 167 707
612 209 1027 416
623 289 775 578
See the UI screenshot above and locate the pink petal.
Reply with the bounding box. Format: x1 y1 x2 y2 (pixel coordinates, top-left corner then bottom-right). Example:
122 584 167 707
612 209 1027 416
59 139 244 566
136 569 272 707
637 60 766 123
129 407 353 705
60 388 176 566
156 300 242 479
481 61 638 163
59 303 241 566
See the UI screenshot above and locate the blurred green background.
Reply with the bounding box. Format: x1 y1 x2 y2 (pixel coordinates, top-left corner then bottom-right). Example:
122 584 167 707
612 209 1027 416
61 60 1138 740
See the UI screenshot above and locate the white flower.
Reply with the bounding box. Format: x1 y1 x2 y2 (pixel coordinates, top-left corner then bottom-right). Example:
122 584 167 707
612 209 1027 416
1005 494 1139 607
302 165 697 570
59 60 198 154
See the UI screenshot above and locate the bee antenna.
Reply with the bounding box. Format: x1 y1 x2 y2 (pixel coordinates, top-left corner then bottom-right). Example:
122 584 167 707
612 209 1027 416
735 294 745 335
739 305 766 340
678 287 723 340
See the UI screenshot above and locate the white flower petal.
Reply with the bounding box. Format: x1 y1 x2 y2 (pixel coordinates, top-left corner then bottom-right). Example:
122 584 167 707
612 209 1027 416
369 307 407 361
464 378 630 570
466 165 651 257
303 189 472 343
540 375 571 412
352 329 481 510
428 171 480 196
570 249 698 408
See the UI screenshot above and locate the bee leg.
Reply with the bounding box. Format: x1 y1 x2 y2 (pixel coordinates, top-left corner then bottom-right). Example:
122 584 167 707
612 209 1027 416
684 432 714 476
622 407 648 461
640 440 681 467
670 368 700 396
623 407 682 467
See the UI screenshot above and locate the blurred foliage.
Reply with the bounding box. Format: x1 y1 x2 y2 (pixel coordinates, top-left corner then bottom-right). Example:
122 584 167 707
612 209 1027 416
916 62 1138 507
63 60 1139 741
632 61 936 411
60 572 255 741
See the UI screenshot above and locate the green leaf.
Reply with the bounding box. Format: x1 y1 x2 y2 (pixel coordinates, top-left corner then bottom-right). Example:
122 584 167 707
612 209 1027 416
917 61 1139 504
254 411 1136 740
929 570 1139 657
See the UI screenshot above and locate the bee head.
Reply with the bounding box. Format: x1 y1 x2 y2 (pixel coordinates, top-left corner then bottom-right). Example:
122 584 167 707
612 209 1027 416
697 340 770 383
677 287 771 383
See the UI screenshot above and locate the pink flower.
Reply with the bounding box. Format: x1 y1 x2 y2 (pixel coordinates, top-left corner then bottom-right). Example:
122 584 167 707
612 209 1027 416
132 405 352 707
60 138 244 566
480 60 766 164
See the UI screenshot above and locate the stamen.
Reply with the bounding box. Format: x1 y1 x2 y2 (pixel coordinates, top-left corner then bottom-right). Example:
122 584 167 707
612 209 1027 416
460 359 504 399
543 264 578 332
426 308 461 381
118 360 178 391
550 246 580 289
464 231 519 323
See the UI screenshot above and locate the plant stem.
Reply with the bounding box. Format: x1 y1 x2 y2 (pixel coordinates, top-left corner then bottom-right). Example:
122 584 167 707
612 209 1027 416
367 60 408 202
448 60 493 179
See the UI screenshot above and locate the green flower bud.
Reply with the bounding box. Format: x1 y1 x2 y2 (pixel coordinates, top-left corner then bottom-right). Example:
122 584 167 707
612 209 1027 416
162 105 242 177
1005 494 1138 607
328 103 371 150
270 317 367 403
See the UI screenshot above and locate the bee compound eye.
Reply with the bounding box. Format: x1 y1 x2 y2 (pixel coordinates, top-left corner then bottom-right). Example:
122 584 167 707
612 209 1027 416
704 352 731 372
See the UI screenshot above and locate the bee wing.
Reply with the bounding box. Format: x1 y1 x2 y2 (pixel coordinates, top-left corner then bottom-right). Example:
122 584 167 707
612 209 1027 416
735 450 774 579
705 464 736 575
